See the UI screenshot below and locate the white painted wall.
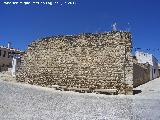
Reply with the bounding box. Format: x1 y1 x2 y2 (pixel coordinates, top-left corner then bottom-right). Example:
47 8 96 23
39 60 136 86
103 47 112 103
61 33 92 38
152 55 159 79
11 57 17 76
135 51 159 79
11 54 21 76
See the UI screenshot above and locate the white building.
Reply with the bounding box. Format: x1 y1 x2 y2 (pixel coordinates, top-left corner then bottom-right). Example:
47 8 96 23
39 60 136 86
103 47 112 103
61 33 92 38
0 43 23 76
11 54 22 76
158 63 160 77
135 51 159 80
0 43 21 72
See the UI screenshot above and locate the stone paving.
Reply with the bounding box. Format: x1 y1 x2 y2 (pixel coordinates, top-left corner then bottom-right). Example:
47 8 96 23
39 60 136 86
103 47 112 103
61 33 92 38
0 78 160 120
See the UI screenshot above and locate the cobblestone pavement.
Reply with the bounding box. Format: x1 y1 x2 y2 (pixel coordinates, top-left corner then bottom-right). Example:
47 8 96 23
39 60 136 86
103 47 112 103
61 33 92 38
0 78 160 120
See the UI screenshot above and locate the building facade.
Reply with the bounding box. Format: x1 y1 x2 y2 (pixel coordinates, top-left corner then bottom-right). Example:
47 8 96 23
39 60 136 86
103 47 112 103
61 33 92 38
135 51 159 80
0 44 23 73
0 46 14 71
158 63 160 77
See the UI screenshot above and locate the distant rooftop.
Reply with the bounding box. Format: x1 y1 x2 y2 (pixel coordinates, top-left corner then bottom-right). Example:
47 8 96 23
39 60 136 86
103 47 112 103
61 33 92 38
135 51 158 62
0 45 23 52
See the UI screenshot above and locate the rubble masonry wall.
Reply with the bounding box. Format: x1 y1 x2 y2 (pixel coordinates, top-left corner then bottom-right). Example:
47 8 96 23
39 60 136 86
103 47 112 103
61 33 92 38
16 31 134 94
133 63 150 88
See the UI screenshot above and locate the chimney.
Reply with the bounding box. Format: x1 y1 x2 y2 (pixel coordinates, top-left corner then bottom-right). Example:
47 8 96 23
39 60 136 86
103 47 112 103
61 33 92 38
7 42 11 48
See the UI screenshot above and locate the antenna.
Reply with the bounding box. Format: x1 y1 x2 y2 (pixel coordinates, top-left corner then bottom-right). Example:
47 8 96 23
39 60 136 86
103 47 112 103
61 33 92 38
112 22 117 31
126 22 131 32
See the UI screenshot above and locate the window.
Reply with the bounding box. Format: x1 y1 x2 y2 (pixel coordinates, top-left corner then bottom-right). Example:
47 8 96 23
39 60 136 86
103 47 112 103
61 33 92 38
9 63 12 67
3 51 6 57
11 51 15 58
8 52 11 58
154 69 156 74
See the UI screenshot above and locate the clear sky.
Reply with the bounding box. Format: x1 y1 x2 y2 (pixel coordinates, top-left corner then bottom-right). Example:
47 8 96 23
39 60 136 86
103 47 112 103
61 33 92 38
0 0 160 61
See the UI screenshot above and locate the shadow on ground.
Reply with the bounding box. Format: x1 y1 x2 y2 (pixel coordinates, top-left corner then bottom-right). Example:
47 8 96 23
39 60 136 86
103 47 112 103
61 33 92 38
133 90 142 95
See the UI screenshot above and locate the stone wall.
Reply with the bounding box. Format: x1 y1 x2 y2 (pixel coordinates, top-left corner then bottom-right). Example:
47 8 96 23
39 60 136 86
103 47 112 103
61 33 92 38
133 63 150 88
16 31 152 94
16 31 134 94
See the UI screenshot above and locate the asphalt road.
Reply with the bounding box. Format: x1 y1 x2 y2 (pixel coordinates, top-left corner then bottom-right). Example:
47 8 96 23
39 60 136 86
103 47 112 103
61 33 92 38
0 78 160 120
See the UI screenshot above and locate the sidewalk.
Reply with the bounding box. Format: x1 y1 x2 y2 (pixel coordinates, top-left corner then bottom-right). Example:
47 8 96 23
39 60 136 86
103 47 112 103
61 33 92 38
134 77 160 96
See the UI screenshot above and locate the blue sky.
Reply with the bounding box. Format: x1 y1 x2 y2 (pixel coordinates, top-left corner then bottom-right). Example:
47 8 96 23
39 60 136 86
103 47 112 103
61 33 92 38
0 0 160 60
